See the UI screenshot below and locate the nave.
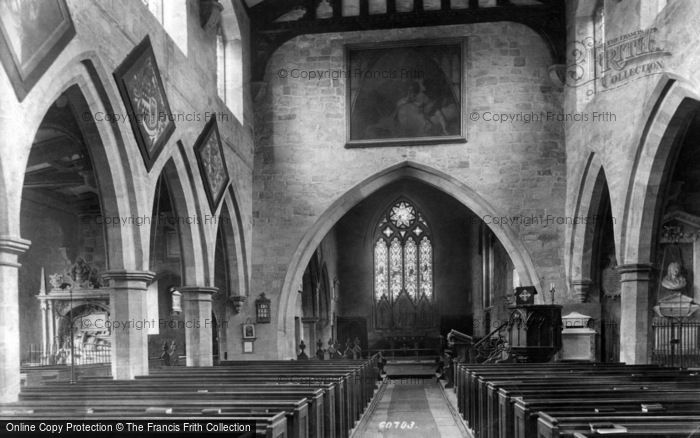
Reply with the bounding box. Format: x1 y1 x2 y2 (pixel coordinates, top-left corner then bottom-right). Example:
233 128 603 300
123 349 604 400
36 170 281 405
352 378 468 438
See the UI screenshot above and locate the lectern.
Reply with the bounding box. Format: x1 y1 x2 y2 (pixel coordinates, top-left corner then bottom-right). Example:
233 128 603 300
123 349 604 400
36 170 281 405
506 304 562 362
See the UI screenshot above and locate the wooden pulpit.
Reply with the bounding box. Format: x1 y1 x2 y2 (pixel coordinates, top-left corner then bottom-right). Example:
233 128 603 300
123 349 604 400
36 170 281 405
506 304 562 362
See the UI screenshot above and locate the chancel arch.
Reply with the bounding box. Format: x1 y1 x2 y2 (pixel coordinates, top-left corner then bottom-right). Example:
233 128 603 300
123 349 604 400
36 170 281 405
277 162 539 358
284 166 514 354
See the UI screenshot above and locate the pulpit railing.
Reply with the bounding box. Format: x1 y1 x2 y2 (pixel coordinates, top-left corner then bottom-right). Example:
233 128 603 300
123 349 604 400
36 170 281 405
469 321 510 363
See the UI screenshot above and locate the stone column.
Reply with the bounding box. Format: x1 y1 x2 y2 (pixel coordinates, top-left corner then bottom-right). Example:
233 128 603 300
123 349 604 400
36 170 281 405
102 270 155 379
180 286 218 367
0 236 31 403
571 278 593 303
618 264 654 364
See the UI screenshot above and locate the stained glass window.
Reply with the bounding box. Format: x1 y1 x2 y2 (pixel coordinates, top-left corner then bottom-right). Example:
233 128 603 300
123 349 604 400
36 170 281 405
389 201 416 228
404 237 417 299
419 237 433 299
389 237 403 298
374 240 388 300
373 199 433 302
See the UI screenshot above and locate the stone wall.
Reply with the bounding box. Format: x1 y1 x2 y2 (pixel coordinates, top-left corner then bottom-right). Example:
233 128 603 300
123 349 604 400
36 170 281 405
253 22 566 357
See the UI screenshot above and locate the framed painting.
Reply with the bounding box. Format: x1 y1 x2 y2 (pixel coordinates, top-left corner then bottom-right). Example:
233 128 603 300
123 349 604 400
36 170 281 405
345 39 466 148
0 0 76 101
114 36 175 171
194 116 230 213
242 323 256 339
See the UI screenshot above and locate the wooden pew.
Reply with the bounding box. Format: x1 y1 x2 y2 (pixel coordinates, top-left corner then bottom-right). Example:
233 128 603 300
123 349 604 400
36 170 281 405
19 389 321 438
491 375 700 438
454 363 699 438
4 397 308 438
141 369 357 432
459 363 678 434
149 363 374 425
512 392 700 438
26 381 334 438
6 357 380 438
536 412 700 438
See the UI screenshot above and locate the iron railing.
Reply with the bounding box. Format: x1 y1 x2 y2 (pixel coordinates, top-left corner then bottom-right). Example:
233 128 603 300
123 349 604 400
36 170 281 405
652 317 700 368
23 342 111 367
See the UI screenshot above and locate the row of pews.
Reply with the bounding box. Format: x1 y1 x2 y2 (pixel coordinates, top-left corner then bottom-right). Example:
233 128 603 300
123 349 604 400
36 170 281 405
455 362 700 438
0 357 381 438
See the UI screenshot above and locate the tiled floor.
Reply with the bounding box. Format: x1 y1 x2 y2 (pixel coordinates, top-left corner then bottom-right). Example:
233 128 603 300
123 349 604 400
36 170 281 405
353 378 468 438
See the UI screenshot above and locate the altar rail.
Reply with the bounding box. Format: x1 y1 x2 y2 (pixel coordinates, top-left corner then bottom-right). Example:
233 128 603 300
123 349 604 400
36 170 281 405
652 317 700 368
23 343 111 367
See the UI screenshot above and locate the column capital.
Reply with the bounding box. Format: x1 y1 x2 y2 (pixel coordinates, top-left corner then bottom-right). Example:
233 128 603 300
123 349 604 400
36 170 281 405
0 235 31 255
180 286 218 302
618 263 655 282
570 278 593 303
101 270 155 291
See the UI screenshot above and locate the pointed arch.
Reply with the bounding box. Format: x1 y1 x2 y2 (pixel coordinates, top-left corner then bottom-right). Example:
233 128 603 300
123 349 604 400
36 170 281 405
621 79 700 265
276 161 541 356
568 153 610 283
220 187 249 297
152 158 203 285
2 54 142 270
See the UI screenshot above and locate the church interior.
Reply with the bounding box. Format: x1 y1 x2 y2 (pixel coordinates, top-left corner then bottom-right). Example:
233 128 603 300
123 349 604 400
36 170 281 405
2 0 700 437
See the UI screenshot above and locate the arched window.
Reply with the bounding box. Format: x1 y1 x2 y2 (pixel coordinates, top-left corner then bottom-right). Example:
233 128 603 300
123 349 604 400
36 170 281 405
141 0 188 55
374 199 433 303
217 2 243 121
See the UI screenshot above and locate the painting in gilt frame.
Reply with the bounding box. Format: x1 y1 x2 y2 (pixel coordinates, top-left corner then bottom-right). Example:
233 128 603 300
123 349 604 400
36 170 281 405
113 36 175 171
0 0 76 101
194 117 230 213
345 39 466 148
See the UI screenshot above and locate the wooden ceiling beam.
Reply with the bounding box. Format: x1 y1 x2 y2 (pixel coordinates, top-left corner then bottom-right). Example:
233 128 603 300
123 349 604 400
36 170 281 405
250 3 565 81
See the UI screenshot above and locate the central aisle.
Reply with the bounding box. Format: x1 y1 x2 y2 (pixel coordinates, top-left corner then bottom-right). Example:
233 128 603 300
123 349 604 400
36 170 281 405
353 378 469 438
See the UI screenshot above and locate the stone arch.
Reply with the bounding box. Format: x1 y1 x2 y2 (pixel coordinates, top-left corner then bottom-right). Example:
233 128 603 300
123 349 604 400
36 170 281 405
221 187 249 297
277 161 542 355
568 152 611 300
621 79 700 265
152 157 204 286
616 77 700 364
1 54 140 270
